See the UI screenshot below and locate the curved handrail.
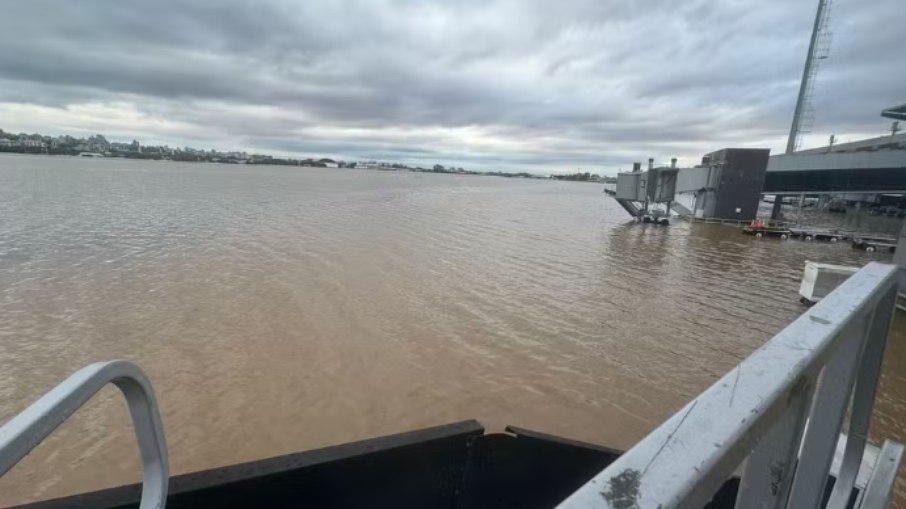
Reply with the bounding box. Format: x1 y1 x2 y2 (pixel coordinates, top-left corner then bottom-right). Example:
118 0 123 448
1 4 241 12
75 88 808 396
0 361 168 509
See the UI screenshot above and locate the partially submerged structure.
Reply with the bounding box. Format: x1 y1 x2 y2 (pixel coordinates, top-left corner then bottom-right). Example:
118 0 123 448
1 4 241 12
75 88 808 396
614 159 678 224
611 148 770 223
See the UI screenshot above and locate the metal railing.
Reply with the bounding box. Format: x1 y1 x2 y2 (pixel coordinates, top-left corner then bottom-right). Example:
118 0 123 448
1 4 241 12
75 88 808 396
558 261 902 509
0 361 168 509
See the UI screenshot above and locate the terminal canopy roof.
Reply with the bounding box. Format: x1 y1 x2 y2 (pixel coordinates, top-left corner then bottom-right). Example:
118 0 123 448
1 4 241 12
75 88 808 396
882 103 906 121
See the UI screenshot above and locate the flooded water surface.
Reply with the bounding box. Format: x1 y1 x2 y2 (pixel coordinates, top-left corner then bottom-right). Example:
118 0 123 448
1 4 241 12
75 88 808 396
1 154 905 506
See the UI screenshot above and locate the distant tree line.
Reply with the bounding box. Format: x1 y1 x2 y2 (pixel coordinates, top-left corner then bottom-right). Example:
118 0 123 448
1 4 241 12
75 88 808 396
551 172 603 182
247 157 337 167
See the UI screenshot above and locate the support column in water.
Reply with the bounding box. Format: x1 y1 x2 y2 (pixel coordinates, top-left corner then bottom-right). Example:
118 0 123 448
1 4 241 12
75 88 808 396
893 219 906 271
771 197 783 221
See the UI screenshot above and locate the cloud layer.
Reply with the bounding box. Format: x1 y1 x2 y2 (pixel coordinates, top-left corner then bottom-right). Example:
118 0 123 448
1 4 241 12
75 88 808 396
0 0 902 172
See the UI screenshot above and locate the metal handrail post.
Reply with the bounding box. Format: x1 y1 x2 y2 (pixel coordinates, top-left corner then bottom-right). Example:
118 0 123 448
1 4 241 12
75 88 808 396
827 286 897 509
734 367 817 509
786 316 870 507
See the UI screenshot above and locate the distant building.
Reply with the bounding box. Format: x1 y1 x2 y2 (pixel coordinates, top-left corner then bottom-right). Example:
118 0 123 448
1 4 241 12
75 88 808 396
21 139 45 148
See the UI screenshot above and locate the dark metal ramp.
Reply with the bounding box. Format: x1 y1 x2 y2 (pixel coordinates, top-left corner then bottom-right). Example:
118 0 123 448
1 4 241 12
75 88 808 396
613 198 640 217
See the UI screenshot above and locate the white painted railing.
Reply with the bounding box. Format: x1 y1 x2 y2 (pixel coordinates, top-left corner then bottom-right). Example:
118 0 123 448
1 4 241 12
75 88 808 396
558 261 902 509
0 361 168 509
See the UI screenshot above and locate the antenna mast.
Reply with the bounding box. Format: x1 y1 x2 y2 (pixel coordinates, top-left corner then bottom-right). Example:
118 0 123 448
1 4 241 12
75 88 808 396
786 0 833 154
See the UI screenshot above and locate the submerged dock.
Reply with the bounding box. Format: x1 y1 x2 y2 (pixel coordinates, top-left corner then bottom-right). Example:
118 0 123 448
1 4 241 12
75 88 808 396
741 223 898 252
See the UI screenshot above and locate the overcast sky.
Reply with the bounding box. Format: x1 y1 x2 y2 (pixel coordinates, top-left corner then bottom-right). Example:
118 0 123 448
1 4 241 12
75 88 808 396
0 0 902 173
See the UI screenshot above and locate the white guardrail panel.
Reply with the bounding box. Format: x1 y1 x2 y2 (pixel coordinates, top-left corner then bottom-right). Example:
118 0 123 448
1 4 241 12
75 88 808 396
557 262 900 509
0 360 168 509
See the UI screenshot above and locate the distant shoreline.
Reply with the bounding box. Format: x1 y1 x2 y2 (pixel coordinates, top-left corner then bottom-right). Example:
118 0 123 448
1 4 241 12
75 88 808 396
0 150 612 183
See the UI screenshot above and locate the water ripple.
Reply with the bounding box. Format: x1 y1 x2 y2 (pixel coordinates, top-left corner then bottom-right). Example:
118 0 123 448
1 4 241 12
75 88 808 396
0 154 903 506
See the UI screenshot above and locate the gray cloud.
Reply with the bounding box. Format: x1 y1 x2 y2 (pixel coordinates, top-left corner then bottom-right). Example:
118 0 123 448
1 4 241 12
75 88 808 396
0 0 902 172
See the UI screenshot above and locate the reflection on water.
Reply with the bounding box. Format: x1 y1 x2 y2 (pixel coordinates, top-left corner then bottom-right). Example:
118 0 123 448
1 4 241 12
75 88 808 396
0 154 904 506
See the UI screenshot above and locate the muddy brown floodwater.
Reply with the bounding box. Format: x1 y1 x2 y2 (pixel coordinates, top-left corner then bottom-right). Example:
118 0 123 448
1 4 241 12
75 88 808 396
1 154 904 506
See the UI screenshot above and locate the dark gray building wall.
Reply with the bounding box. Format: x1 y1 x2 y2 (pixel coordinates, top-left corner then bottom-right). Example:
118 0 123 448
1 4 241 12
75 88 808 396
708 148 770 221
